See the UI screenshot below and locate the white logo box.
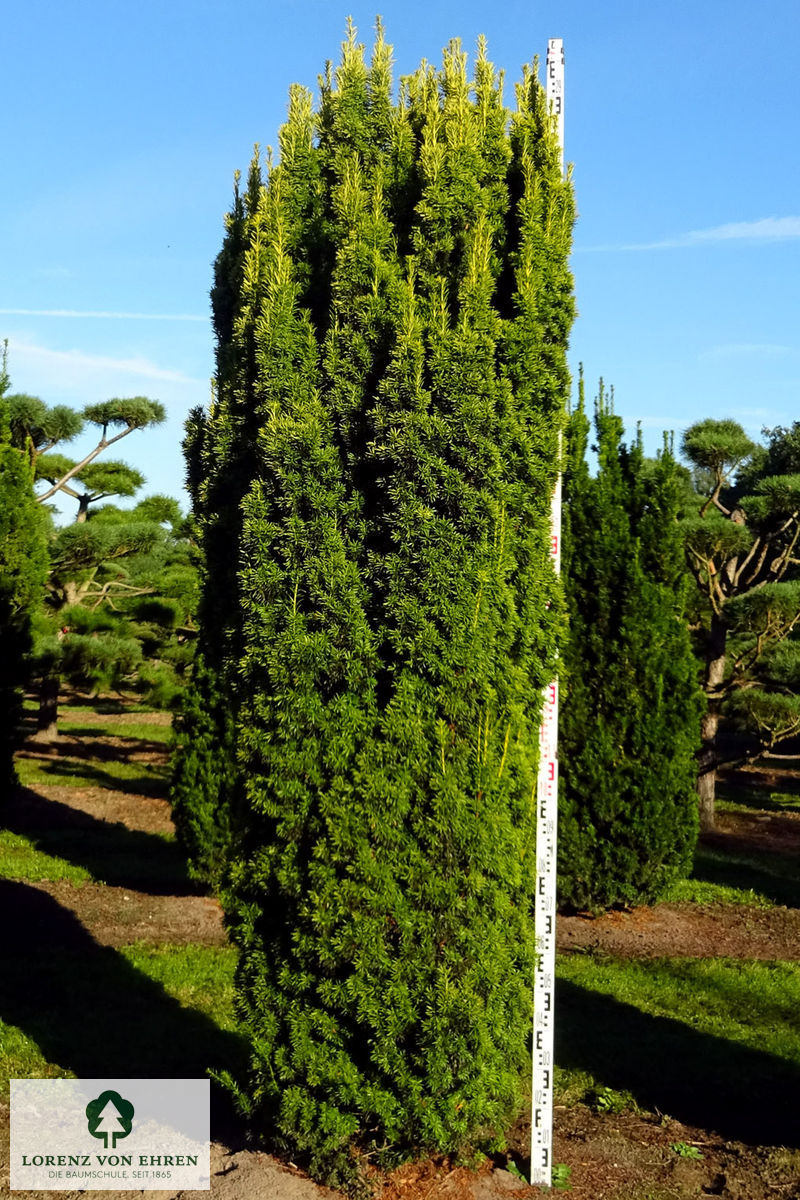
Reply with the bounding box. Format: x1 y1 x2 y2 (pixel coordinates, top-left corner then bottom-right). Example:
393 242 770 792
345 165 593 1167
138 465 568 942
10 1078 210 1191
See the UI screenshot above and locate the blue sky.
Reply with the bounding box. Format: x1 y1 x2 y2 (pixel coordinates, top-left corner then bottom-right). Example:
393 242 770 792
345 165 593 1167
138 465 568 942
3 0 799 518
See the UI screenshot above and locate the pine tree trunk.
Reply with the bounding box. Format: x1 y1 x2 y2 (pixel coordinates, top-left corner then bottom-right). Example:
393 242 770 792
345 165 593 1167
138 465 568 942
697 708 719 832
697 615 727 832
32 676 60 742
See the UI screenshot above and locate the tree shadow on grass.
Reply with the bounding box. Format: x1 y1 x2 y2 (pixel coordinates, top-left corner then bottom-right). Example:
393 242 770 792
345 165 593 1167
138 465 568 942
4 787 197 896
20 756 169 798
0 879 247 1144
556 976 800 1147
17 734 170 761
718 773 800 815
693 841 800 909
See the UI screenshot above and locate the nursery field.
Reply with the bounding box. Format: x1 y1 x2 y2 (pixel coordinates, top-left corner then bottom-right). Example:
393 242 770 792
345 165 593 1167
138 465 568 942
2 696 800 1199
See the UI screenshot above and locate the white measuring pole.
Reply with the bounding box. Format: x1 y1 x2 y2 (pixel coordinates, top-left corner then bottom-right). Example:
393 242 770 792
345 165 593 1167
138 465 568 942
530 36 564 1191
547 37 565 172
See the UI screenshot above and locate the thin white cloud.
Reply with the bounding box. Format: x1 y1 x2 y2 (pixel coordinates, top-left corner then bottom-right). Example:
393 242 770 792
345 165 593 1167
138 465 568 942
682 216 800 245
579 215 800 253
6 337 204 396
0 307 207 321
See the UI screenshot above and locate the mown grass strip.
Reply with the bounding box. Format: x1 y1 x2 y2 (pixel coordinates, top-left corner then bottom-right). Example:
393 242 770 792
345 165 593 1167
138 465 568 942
0 1022 69 1091
120 944 239 1029
662 873 772 908
15 755 168 797
659 836 800 909
558 955 800 1060
0 831 93 886
57 720 173 743
3 707 243 1103
717 776 800 815
691 843 800 909
3 826 188 891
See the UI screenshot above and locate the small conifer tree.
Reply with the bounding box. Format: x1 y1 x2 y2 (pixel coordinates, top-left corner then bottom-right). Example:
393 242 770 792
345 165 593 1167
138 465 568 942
558 379 702 910
176 25 575 1175
0 354 49 786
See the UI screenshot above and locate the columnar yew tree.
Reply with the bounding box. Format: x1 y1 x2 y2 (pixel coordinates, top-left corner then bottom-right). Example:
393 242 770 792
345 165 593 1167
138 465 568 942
170 172 257 886
559 380 702 910
174 25 574 1175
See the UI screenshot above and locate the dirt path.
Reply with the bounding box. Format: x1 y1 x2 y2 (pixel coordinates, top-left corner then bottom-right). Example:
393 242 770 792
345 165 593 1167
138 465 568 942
16 776 800 961
14 708 800 961
558 898 800 959
19 879 227 947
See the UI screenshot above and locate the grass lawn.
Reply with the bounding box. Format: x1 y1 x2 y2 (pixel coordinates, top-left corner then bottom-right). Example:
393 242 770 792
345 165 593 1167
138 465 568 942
15 753 169 796
555 954 800 1146
0 830 94 886
662 864 772 907
57 719 174 743
5 693 800 1195
717 772 800 816
688 842 800 908
0 944 242 1101
663 840 800 908
3 699 245 1104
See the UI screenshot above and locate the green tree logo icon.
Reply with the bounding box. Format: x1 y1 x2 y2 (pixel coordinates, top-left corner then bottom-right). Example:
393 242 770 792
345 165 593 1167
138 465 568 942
85 1090 134 1149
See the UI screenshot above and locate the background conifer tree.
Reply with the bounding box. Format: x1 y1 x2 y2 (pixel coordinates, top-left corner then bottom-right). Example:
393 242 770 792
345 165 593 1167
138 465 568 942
680 418 800 829
5 392 164 499
176 25 574 1176
170 170 255 886
0 351 49 786
559 379 702 910
30 492 197 739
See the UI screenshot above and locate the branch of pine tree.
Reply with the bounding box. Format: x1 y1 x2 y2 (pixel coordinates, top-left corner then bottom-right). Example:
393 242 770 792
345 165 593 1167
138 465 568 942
700 482 731 519
739 535 772 590
36 425 140 503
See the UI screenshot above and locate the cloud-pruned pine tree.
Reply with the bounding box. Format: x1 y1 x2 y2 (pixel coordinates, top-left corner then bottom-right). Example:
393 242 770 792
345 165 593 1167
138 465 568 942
680 418 800 830
558 379 702 911
174 25 574 1176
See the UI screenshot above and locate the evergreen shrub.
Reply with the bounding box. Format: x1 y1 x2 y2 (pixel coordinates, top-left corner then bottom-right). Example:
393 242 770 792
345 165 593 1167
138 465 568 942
0 388 49 787
173 25 575 1174
558 381 702 911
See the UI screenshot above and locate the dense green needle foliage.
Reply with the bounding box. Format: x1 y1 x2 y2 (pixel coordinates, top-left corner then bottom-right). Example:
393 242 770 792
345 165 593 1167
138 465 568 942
174 24 574 1174
0 359 49 787
558 380 702 911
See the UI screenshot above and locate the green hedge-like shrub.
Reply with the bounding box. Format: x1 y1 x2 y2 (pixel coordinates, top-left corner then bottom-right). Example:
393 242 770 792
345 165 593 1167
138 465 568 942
174 25 575 1177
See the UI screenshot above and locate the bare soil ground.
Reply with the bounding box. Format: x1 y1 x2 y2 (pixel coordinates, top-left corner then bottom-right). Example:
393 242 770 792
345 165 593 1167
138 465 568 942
558 896 800 960
16 879 227 948
5 704 800 1200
